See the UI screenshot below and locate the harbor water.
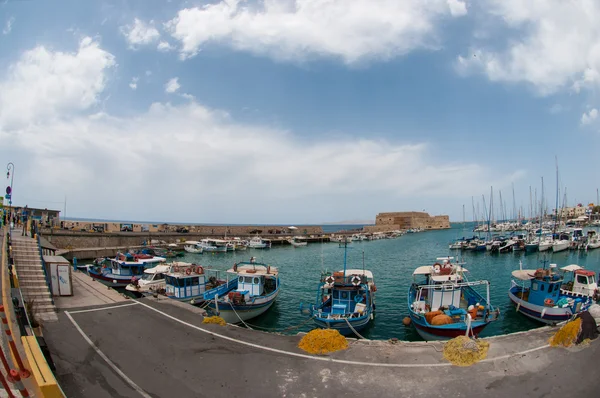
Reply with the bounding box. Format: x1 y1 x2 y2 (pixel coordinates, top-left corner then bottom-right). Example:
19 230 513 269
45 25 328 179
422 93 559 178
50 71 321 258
143 225 600 340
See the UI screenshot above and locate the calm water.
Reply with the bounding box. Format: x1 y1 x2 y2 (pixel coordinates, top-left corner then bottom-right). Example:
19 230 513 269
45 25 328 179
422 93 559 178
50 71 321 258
166 225 600 341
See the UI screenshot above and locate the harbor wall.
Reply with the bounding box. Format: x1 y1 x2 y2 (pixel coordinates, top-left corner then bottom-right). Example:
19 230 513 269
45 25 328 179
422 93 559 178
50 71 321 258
41 225 326 250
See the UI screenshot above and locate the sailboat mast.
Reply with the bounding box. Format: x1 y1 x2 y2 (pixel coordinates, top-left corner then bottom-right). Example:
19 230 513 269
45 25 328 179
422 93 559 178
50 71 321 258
553 157 559 235
343 238 348 277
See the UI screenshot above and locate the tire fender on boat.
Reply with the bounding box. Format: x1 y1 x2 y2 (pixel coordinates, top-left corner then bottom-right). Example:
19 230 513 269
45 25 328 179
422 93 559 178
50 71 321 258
185 268 192 275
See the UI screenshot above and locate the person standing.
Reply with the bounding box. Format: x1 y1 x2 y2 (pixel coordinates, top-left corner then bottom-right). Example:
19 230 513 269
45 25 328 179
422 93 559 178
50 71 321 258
22 205 28 236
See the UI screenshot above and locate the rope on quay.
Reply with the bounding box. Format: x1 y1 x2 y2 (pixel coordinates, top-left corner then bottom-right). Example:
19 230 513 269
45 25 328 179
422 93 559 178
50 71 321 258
344 318 366 340
229 304 254 330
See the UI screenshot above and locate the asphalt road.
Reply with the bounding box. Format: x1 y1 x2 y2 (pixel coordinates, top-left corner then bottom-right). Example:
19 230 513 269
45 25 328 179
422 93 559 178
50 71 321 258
42 298 600 398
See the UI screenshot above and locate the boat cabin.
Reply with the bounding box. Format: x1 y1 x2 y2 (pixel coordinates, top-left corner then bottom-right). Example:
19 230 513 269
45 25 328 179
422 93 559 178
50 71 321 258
319 270 373 317
559 264 598 298
227 263 278 302
165 263 208 300
512 266 565 307
412 261 470 312
107 254 165 277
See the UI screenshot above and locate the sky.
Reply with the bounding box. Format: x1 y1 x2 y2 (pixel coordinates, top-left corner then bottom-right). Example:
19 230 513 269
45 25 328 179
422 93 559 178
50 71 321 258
0 0 599 224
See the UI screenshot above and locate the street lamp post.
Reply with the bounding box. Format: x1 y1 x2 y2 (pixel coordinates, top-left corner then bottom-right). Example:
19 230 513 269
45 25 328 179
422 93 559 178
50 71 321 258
6 162 14 236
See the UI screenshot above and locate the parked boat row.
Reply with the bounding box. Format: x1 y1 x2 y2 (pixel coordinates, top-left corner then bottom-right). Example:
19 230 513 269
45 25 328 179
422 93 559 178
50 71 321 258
449 228 600 254
86 247 598 341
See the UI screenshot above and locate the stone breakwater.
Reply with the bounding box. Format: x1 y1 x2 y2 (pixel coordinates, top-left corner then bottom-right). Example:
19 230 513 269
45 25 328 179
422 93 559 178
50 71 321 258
42 224 325 250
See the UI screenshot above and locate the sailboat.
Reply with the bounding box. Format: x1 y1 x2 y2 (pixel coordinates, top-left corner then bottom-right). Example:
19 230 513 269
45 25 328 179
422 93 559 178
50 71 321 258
300 239 376 337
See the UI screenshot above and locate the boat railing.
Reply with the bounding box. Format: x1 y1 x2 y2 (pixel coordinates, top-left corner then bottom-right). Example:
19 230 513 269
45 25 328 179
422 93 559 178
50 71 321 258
415 280 490 290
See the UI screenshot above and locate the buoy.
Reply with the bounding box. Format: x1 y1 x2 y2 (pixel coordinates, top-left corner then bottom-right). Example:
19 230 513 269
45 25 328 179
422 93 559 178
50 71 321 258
402 317 411 326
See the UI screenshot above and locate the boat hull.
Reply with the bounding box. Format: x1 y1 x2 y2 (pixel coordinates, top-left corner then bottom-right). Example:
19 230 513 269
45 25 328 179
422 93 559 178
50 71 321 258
410 317 489 341
508 289 576 325
313 314 372 337
552 241 570 253
88 269 132 287
208 300 276 323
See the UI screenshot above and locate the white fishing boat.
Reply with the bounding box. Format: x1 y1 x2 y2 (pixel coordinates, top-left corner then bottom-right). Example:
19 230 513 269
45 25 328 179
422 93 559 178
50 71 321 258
586 230 600 250
288 236 308 247
552 238 570 253
183 241 203 254
248 236 269 249
205 257 279 323
125 264 171 297
199 239 228 253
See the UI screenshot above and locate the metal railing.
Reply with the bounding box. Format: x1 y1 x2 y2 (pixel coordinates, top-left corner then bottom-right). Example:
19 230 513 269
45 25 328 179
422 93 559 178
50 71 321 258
34 224 54 306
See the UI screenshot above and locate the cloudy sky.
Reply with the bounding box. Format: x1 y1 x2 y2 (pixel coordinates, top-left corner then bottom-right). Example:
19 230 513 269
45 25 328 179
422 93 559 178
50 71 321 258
0 0 599 224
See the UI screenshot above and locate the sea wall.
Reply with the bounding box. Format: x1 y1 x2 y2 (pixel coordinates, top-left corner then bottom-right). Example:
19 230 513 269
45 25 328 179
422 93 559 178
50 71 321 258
42 225 325 249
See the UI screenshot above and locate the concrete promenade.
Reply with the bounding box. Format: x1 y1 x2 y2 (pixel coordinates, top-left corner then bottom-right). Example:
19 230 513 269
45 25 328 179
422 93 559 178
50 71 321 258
42 292 599 398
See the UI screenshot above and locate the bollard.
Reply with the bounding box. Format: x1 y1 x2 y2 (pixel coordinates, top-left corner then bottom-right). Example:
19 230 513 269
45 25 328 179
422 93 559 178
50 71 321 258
73 257 78 272
0 367 16 398
0 306 30 378
9 370 29 397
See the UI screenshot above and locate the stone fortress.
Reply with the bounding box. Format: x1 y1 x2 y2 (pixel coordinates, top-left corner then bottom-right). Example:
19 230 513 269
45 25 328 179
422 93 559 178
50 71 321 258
363 211 451 233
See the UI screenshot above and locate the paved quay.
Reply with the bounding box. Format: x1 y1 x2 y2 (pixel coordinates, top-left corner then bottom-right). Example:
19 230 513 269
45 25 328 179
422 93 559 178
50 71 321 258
41 287 599 398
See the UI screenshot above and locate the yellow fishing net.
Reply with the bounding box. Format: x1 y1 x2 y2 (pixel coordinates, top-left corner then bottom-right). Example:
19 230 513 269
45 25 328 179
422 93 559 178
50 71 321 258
298 329 348 355
202 316 226 326
548 318 582 348
443 336 490 366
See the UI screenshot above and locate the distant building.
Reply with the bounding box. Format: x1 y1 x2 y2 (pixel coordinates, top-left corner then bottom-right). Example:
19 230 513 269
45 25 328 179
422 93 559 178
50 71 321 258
9 205 61 227
364 211 450 232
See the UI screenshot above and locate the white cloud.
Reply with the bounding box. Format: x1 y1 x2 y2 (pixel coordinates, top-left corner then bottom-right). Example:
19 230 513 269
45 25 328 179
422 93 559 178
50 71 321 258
581 108 598 126
145 70 152 76
459 0 600 95
0 37 115 130
165 77 180 93
157 41 175 52
0 36 520 224
129 77 139 90
166 0 468 62
120 18 160 49
447 0 467 17
3 17 14 35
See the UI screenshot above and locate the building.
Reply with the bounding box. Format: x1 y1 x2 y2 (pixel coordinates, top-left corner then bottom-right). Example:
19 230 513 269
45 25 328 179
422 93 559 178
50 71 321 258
364 211 450 232
6 205 61 227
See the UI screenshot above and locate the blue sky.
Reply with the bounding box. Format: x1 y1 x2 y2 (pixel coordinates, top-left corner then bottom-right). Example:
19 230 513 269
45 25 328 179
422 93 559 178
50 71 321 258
1 0 599 224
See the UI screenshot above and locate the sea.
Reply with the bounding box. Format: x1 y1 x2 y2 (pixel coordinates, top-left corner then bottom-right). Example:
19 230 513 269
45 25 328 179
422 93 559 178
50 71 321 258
126 223 600 341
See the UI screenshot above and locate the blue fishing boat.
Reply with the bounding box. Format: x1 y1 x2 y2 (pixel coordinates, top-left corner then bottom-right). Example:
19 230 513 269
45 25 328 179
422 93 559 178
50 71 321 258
204 257 280 323
408 257 499 341
163 262 234 304
301 241 376 337
87 252 166 287
509 262 594 324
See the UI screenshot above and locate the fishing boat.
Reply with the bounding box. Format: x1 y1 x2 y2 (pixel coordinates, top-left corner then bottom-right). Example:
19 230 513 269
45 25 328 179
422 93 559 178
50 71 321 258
586 230 600 250
509 262 594 324
199 239 228 253
205 258 279 323
183 241 203 254
558 264 599 301
288 236 308 247
552 233 570 253
408 257 499 340
164 262 232 304
88 253 166 287
248 236 270 249
300 241 376 337
125 264 171 297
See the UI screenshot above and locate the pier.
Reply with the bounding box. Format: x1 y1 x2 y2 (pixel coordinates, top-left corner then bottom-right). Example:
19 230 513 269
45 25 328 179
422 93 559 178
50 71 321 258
42 276 599 398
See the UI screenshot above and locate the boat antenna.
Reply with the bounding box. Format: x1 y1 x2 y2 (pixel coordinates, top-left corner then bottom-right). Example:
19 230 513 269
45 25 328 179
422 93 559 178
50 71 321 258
362 250 365 273
343 237 349 277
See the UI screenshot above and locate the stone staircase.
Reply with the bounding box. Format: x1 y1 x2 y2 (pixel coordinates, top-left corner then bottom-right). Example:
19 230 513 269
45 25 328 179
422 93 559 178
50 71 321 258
11 234 58 322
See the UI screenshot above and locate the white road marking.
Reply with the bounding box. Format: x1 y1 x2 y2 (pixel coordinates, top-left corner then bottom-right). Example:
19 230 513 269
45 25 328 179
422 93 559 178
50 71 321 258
65 311 152 398
68 302 139 314
136 300 551 368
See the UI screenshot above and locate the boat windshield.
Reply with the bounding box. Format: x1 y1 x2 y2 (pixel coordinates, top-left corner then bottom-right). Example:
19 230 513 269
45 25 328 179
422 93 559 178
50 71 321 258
141 273 154 281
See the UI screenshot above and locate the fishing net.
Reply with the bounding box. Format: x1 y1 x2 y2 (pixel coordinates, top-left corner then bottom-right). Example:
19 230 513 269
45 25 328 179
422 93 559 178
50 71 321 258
202 316 226 326
298 329 348 355
549 318 582 348
443 336 490 366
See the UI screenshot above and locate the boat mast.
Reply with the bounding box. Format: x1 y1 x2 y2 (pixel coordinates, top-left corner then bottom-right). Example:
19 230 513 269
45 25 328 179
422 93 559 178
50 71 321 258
343 237 348 277
553 157 559 235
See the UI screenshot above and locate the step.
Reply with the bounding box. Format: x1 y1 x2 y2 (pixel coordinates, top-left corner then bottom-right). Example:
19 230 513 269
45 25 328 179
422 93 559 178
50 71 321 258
20 294 52 303
16 269 45 275
33 304 56 312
